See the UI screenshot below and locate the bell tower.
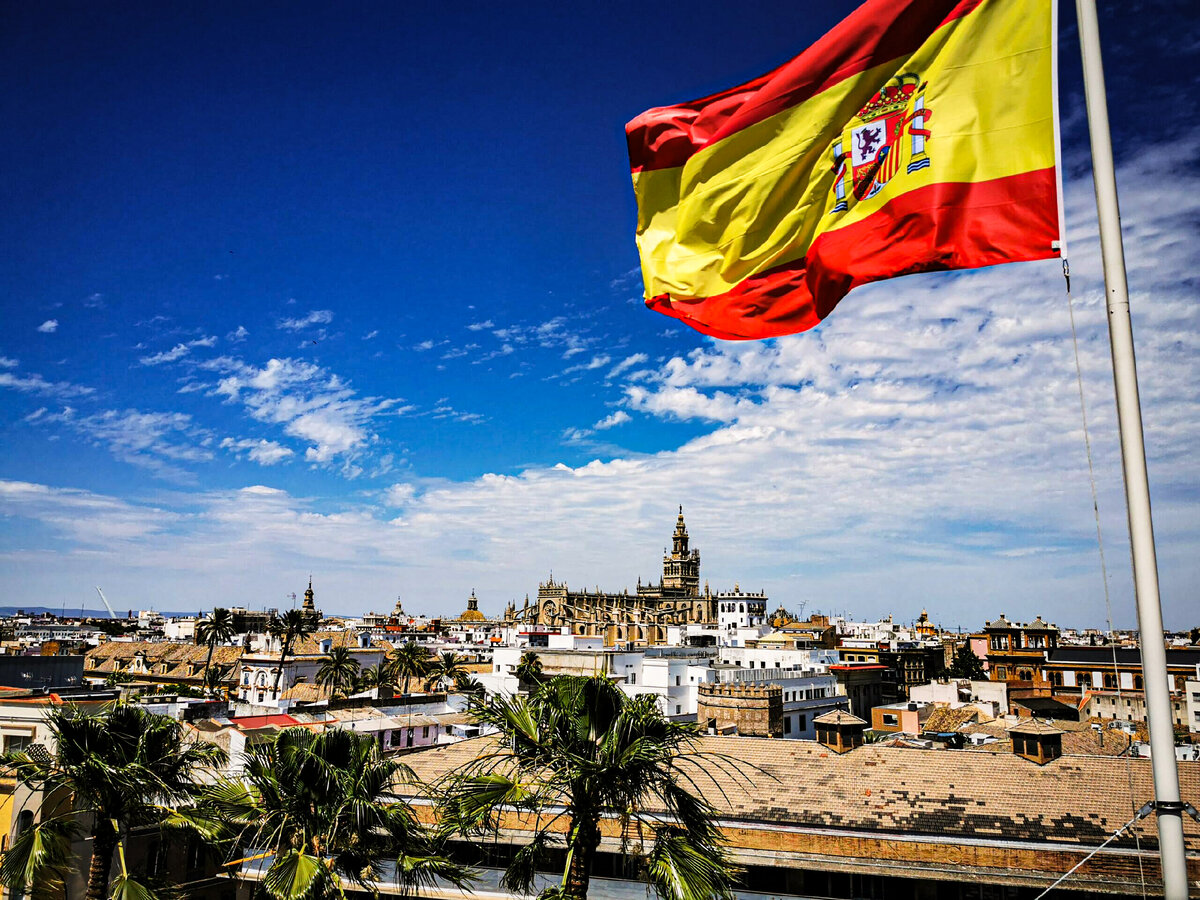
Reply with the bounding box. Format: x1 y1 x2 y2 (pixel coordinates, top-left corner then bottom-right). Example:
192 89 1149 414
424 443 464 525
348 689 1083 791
662 506 701 595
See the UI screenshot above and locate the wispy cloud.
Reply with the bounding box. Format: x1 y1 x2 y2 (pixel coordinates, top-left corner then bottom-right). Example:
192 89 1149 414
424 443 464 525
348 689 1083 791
277 309 334 331
139 335 218 366
467 320 494 331
0 357 18 368
228 325 249 342
0 370 94 399
205 356 405 473
362 330 378 340
37 320 58 334
608 353 648 379
48 409 215 479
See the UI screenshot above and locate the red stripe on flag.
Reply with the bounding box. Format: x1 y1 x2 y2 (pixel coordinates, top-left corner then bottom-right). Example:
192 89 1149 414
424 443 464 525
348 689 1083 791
645 167 1059 340
627 0 983 173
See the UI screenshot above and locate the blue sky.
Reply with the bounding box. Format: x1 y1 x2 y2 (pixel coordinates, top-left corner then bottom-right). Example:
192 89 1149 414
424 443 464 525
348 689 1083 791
2 1 1198 628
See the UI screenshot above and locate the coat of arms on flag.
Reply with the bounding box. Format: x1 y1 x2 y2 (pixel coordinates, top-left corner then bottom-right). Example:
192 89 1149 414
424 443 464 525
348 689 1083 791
831 74 932 212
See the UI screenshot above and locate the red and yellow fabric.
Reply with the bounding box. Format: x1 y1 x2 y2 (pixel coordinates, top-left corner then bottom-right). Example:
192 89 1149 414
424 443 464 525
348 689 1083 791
626 0 1060 340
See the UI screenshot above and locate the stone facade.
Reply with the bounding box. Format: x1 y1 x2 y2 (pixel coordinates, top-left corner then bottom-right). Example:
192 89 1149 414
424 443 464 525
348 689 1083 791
697 682 783 737
504 508 748 648
508 509 729 645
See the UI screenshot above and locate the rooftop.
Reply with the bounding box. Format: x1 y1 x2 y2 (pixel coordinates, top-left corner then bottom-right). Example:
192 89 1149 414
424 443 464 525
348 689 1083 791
402 736 1200 851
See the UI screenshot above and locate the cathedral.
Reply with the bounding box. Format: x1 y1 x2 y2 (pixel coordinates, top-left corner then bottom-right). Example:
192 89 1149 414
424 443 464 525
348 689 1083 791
504 508 722 645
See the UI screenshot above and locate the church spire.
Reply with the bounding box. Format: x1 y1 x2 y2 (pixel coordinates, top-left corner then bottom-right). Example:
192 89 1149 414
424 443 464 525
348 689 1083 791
302 576 316 616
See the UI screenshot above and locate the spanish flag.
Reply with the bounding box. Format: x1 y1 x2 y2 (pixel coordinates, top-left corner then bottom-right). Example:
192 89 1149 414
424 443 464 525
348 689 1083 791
627 0 1061 340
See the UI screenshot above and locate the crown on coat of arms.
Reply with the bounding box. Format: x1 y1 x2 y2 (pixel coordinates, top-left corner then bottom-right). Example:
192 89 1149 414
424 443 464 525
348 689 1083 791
856 73 923 121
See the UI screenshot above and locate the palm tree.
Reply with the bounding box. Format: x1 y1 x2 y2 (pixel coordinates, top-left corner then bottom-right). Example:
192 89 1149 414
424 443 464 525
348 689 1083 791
196 607 237 696
389 641 430 696
425 651 469 692
513 649 543 691
0 703 226 900
268 609 318 698
443 675 737 900
356 660 396 695
315 645 361 699
206 727 472 899
203 663 229 697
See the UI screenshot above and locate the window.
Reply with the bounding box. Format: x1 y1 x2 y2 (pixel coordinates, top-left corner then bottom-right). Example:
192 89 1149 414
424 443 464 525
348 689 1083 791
1077 671 1093 688
675 675 681 686
1049 671 1063 687
422 726 429 738
882 714 898 726
675 705 681 715
3 735 31 754
1134 675 1144 690
784 717 792 734
628 672 636 685
996 666 1008 679
798 714 806 731
1103 673 1118 689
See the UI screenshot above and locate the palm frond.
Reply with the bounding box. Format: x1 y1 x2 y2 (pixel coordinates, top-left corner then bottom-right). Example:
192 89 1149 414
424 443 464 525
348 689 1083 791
263 849 325 900
0 814 77 894
645 826 738 900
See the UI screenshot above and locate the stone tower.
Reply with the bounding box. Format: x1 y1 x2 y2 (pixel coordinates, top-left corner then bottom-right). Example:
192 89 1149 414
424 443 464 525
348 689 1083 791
302 576 316 615
661 506 701 595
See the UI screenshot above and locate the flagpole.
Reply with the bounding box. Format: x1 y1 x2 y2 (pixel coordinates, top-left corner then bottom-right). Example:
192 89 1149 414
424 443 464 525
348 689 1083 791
1073 1 1189 896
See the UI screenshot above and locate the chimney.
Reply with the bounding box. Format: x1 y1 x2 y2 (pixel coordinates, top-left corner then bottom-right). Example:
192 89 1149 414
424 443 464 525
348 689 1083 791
813 709 868 754
1007 720 1064 765
318 639 333 654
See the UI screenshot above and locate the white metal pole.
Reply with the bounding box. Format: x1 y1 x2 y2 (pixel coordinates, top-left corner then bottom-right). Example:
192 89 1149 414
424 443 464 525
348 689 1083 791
1073 0 1189 896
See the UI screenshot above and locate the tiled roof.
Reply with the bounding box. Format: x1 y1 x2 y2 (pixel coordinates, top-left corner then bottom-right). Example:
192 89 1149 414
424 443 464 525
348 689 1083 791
401 736 1200 850
1008 720 1065 736
813 710 867 726
282 682 326 702
922 706 985 733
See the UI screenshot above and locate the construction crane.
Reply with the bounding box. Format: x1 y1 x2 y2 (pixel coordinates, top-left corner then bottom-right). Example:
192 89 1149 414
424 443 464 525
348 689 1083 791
94 586 118 619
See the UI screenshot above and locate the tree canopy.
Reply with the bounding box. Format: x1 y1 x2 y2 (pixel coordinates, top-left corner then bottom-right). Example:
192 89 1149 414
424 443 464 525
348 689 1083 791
443 675 737 900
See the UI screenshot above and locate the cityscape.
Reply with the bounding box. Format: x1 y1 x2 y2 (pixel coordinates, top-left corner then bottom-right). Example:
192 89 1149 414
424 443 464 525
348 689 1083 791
0 510 1197 896
2 0 1199 898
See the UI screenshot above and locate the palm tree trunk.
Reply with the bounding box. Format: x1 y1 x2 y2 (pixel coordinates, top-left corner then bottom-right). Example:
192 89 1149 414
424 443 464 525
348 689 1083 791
85 820 117 900
202 639 216 694
273 638 290 697
563 817 599 900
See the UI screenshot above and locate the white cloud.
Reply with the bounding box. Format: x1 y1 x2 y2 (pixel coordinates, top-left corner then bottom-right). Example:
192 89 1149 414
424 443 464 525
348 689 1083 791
467 320 494 331
52 409 215 479
362 330 379 340
608 353 648 379
228 325 249 342
383 483 416 506
277 309 334 331
0 357 18 368
0 371 94 399
593 410 631 430
206 356 401 471
83 293 105 308
139 335 218 366
37 320 58 333
220 437 295 465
